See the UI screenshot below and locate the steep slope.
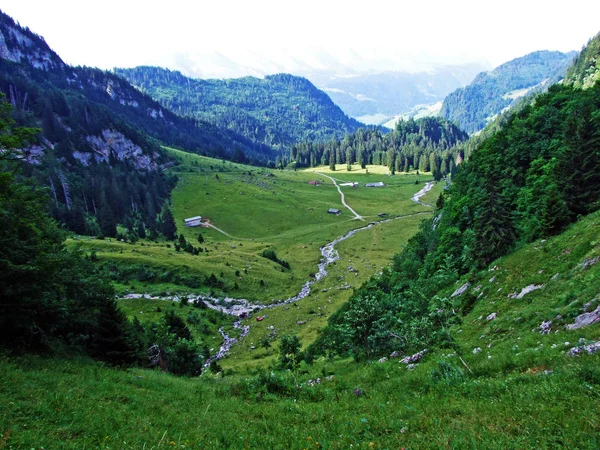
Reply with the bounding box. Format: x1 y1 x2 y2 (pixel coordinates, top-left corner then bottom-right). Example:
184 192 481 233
565 31 600 88
440 50 576 134
0 10 274 234
115 66 364 148
310 49 600 361
2 211 600 448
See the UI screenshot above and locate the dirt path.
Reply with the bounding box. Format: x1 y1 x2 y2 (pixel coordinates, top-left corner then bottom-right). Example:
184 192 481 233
206 223 244 240
317 172 364 221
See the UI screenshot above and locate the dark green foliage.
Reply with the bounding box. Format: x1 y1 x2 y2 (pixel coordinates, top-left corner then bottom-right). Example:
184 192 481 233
283 117 468 172
0 167 139 365
89 299 144 366
565 31 600 88
311 81 600 360
168 338 204 377
441 50 576 133
279 335 302 369
115 67 363 149
163 310 192 341
159 206 177 240
145 317 203 377
175 234 202 255
262 249 290 269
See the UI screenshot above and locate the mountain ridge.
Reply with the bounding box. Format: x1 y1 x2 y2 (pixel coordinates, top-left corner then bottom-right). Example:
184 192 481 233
114 66 365 149
440 50 577 134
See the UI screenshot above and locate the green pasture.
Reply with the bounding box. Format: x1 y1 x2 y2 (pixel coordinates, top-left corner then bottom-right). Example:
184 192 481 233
71 150 437 306
3 195 600 450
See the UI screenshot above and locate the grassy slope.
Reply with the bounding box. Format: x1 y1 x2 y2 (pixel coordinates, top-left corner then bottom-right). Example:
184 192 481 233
68 149 438 368
71 150 435 303
2 211 600 449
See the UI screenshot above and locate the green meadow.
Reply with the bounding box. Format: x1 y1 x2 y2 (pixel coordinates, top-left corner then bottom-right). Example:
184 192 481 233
71 148 437 308
3 211 599 449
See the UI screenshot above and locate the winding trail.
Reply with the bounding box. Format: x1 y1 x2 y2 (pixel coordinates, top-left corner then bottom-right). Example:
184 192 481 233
317 172 364 221
121 182 435 368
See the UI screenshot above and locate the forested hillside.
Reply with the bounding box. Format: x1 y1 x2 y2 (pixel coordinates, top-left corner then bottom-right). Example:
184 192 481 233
312 79 600 359
0 10 276 235
281 116 467 179
565 32 600 88
440 50 576 134
115 66 363 148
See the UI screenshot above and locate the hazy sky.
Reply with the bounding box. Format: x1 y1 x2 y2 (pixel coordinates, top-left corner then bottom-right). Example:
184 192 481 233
2 0 600 78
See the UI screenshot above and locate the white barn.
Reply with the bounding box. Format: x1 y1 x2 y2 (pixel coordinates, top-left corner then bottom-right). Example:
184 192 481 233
184 216 202 227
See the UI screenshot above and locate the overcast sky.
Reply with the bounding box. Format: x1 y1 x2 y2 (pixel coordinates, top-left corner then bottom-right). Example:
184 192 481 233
2 0 600 78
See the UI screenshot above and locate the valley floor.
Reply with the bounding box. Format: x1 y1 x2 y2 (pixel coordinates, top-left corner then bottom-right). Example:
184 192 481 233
3 157 599 449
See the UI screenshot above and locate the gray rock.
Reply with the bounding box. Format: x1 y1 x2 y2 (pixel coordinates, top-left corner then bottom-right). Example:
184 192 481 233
567 307 600 330
486 312 497 321
581 257 600 270
539 321 552 335
508 284 545 299
567 341 600 356
400 349 427 364
451 283 470 297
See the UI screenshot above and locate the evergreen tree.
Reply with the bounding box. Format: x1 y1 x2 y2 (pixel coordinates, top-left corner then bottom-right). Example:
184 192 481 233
329 149 336 171
387 147 396 175
160 206 177 240
89 299 142 366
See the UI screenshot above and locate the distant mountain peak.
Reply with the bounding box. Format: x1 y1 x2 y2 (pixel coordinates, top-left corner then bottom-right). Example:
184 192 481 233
440 50 577 134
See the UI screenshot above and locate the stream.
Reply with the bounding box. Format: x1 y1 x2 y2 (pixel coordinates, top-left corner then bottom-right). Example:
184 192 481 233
121 182 435 367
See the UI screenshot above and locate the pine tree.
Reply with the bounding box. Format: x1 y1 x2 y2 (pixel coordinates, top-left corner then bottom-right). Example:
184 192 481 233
160 206 177 240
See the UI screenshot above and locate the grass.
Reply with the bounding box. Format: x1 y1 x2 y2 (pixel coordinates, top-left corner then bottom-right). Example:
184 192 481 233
70 150 436 309
119 297 231 349
2 176 600 449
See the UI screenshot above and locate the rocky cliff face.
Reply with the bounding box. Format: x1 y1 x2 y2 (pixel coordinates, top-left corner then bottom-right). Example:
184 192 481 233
0 12 63 71
85 129 159 170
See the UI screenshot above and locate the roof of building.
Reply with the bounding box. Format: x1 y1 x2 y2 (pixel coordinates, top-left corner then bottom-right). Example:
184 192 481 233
184 216 202 222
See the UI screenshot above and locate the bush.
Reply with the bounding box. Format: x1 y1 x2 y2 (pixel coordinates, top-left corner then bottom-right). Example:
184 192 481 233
280 335 303 369
262 249 290 270
431 360 466 386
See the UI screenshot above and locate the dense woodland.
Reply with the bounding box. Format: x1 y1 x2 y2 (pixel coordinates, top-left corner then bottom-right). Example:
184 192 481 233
116 67 363 149
310 80 600 360
440 50 576 134
566 32 600 88
280 116 468 180
0 10 281 236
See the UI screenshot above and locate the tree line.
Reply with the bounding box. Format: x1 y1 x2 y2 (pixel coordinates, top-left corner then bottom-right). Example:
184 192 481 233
308 81 600 360
277 116 468 180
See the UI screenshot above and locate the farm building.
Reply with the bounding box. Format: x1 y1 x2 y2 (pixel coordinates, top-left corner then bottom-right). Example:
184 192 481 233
365 182 385 187
308 180 320 185
328 208 341 215
184 216 202 227
340 182 358 187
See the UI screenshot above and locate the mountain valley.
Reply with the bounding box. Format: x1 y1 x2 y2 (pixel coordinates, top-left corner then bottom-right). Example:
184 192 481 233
1 7 600 449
